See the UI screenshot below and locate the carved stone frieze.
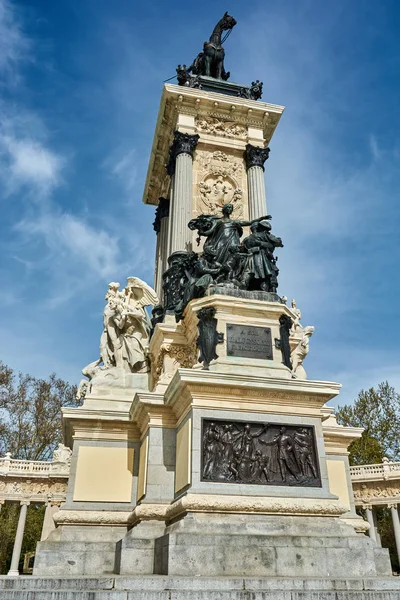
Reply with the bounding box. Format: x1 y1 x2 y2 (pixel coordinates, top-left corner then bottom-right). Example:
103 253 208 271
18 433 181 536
353 482 400 504
202 419 321 487
195 116 247 139
128 494 346 524
195 150 245 218
54 510 131 526
0 478 67 499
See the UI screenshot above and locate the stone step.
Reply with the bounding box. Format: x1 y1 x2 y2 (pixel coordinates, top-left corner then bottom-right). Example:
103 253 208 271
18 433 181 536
2 589 400 600
1 576 400 593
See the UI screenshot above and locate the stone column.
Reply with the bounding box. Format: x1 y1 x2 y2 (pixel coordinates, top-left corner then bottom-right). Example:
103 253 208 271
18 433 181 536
167 131 199 254
365 506 377 543
8 500 30 576
245 144 270 220
389 504 400 566
153 197 170 300
40 501 58 541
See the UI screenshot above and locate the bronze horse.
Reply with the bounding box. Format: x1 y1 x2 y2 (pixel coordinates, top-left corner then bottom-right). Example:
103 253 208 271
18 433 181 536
189 12 237 81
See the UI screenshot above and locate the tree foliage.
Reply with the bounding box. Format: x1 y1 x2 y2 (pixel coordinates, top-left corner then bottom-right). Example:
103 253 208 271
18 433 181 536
0 504 45 575
0 361 78 574
336 381 400 465
0 361 78 460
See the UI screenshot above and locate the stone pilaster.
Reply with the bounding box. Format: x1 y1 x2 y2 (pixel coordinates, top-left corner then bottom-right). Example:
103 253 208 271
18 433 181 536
40 501 59 541
153 197 170 299
167 131 199 254
245 143 270 220
365 506 377 542
8 500 30 576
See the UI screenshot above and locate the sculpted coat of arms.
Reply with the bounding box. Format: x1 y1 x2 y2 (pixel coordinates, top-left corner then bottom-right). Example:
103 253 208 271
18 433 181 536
196 150 245 218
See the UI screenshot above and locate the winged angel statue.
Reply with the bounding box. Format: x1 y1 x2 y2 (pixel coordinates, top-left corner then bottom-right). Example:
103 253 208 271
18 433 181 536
77 277 159 398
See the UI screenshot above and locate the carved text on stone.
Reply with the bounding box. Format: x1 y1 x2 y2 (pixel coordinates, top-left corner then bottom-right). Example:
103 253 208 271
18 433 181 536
226 324 273 360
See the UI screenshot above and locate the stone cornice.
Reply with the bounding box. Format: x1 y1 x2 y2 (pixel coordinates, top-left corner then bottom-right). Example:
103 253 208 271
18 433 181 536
128 494 346 524
62 409 141 445
164 368 341 422
130 392 176 435
54 510 131 526
143 83 285 206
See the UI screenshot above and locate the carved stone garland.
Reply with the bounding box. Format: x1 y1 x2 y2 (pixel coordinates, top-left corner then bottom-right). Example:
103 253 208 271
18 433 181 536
151 342 198 385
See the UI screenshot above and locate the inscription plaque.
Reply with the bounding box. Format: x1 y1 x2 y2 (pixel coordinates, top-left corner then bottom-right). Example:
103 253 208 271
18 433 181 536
226 324 273 360
202 419 321 488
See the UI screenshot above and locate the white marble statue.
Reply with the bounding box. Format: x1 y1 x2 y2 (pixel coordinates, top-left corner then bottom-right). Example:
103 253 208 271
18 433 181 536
79 277 159 396
290 298 302 331
291 325 314 380
52 444 72 465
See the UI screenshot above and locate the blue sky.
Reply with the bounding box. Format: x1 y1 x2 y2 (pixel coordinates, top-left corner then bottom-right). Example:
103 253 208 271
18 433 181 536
1 0 400 407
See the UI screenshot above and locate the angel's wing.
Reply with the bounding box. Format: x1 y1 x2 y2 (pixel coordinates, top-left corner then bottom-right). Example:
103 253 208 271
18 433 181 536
126 277 159 307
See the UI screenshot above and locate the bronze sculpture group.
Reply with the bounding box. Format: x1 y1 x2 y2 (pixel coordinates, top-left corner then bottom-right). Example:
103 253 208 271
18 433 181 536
162 204 283 321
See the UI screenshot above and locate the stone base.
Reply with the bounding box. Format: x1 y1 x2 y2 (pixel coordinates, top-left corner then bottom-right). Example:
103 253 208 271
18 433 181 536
36 514 392 578
152 514 391 578
206 285 283 303
115 521 165 575
33 525 125 577
2 575 400 600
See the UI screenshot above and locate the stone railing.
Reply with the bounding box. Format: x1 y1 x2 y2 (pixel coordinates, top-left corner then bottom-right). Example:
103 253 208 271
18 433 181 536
0 447 72 478
350 458 400 482
0 457 52 475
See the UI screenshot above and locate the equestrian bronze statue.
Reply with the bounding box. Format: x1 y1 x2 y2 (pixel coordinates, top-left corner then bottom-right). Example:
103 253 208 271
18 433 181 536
188 12 237 80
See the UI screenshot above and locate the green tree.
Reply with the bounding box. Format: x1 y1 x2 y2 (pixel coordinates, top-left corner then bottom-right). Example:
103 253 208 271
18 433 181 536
0 361 78 460
336 381 400 465
0 504 45 574
0 361 78 573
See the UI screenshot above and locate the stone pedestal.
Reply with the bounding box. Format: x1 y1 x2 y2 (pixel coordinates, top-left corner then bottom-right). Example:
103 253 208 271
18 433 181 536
32 82 393 583
154 514 390 577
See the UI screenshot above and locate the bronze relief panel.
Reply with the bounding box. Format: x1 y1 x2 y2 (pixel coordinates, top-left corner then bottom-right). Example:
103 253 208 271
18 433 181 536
201 419 321 487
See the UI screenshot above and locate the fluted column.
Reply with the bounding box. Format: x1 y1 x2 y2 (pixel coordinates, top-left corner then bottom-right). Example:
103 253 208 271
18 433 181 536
167 131 199 254
245 144 270 220
365 506 377 543
8 500 30 576
389 504 400 566
153 197 170 299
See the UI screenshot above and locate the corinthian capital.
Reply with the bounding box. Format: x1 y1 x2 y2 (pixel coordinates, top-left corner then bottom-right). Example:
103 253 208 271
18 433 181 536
166 131 200 176
153 197 170 233
245 143 270 170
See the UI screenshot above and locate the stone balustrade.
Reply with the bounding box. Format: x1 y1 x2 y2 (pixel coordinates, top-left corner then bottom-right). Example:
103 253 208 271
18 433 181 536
0 448 71 576
350 457 400 567
350 458 400 482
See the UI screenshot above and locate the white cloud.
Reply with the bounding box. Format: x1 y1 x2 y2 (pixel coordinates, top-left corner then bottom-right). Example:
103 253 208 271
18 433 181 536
0 0 30 79
104 148 138 193
17 211 121 280
0 0 64 198
369 134 381 161
1 135 63 192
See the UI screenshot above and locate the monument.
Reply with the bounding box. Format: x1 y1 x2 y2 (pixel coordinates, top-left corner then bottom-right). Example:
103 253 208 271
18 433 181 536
31 13 395 589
